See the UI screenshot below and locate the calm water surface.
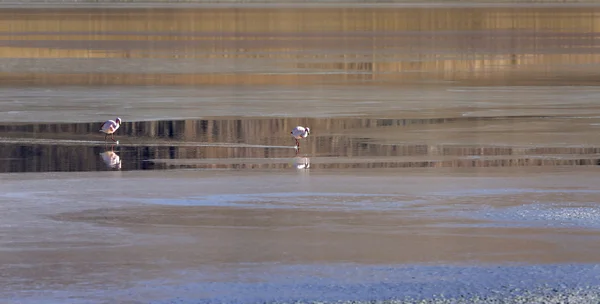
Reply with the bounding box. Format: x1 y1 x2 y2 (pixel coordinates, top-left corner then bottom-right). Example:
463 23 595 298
1 115 600 172
2 4 600 304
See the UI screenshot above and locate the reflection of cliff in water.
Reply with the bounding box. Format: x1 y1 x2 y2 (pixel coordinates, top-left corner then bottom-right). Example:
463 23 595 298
1 116 600 173
0 144 156 173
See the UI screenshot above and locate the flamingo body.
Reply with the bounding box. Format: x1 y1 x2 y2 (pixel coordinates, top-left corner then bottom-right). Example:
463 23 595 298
100 118 120 134
291 126 310 139
291 126 310 148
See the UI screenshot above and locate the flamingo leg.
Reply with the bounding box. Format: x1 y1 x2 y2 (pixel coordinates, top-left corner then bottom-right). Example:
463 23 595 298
104 133 108 141
111 133 117 142
295 138 299 147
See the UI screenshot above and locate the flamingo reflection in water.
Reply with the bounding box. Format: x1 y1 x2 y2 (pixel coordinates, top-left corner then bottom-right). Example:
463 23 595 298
99 145 122 170
293 156 310 169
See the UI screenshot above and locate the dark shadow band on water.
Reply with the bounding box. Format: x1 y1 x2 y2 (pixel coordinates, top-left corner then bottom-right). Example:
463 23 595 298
1 116 600 173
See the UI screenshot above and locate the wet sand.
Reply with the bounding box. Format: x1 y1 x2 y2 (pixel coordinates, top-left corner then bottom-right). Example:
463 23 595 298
3 4 600 304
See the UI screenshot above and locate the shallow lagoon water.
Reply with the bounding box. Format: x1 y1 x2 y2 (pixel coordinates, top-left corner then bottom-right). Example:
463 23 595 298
3 3 600 304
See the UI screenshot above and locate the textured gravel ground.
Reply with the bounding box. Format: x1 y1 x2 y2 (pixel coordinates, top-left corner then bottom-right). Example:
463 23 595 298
5 263 600 304
129 264 600 304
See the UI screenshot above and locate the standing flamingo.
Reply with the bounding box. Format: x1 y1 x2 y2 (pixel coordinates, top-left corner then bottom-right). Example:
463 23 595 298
100 117 122 143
